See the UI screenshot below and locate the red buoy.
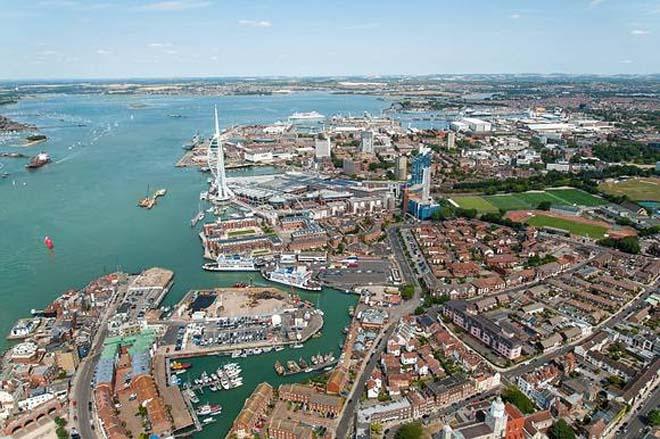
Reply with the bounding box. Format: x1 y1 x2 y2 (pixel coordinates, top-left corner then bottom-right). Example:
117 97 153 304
44 236 54 250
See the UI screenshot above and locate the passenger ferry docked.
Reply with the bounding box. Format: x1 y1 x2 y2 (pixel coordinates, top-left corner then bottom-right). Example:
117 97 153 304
263 265 322 291
202 255 261 272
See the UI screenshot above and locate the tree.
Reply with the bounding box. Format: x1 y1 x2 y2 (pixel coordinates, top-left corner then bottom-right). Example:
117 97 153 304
54 418 69 439
548 419 576 439
401 284 415 300
414 306 425 315
502 386 536 414
537 201 552 211
648 409 660 426
371 423 384 435
394 422 424 439
597 236 640 254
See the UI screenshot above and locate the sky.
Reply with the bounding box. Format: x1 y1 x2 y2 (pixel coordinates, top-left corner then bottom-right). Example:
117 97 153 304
1 0 659 80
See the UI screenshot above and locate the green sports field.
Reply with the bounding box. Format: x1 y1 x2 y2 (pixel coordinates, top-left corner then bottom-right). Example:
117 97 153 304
598 178 660 202
451 188 606 213
450 195 499 212
525 215 608 239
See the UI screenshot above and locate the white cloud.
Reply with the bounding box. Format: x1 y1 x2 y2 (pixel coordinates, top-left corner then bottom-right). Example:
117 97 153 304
38 50 59 56
510 14 521 19
148 42 173 48
620 59 633 64
630 29 650 35
140 1 212 11
238 19 272 28
96 49 112 55
589 0 605 7
164 49 178 55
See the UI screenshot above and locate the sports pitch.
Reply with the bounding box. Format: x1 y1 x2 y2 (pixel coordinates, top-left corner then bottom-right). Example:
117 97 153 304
451 188 606 213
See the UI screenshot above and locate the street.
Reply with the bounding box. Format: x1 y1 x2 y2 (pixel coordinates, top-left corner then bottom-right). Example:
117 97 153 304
335 226 423 439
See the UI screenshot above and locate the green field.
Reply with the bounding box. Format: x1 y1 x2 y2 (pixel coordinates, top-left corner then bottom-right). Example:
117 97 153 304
451 195 498 212
451 188 606 213
598 178 660 202
547 188 608 206
526 215 608 239
227 228 257 238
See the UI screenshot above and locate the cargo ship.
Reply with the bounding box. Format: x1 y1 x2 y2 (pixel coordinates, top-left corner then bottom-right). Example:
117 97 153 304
203 254 261 272
25 152 50 169
263 265 321 291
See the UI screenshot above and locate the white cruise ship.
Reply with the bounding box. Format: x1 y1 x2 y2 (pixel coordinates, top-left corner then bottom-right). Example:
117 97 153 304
288 111 325 121
263 265 321 291
203 255 260 272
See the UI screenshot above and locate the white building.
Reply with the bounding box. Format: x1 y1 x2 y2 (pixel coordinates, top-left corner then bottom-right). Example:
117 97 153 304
462 117 492 133
361 130 375 154
314 135 331 159
245 151 274 163
447 131 456 149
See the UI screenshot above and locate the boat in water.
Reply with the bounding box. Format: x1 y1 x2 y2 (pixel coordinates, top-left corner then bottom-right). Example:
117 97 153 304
288 111 325 122
182 132 203 150
263 265 322 291
203 254 260 272
25 152 50 169
190 211 205 227
171 361 192 371
138 197 156 209
202 417 216 424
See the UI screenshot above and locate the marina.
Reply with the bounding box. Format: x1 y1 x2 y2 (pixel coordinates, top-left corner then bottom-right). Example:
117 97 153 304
0 92 378 439
273 352 337 376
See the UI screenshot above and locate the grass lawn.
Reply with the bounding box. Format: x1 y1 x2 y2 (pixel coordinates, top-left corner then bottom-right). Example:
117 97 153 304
526 215 608 239
598 178 660 202
451 196 498 212
227 228 256 238
452 188 609 213
547 188 607 206
514 191 566 208
485 194 529 211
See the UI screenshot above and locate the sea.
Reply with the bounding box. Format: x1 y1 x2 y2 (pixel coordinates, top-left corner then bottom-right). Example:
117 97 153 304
0 91 390 438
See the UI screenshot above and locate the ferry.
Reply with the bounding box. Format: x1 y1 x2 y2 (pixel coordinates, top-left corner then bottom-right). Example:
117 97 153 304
202 254 260 272
263 265 322 291
288 111 325 121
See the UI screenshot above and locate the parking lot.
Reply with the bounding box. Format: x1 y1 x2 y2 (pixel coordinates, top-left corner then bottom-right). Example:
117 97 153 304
317 258 394 289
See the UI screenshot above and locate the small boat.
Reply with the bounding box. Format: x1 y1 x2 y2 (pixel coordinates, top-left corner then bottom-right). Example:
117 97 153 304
292 343 304 349
25 152 50 169
43 236 54 250
154 188 167 197
190 211 204 227
171 361 192 370
274 346 285 352
202 417 215 424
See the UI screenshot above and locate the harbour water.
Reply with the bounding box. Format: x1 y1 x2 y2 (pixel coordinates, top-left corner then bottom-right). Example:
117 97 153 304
0 91 387 437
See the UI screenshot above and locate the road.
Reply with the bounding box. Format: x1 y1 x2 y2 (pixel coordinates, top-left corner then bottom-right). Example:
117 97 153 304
618 385 660 439
71 287 123 439
335 226 423 439
335 325 398 439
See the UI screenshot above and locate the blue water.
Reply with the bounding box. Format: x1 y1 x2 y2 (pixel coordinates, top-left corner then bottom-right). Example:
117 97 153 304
0 92 387 437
